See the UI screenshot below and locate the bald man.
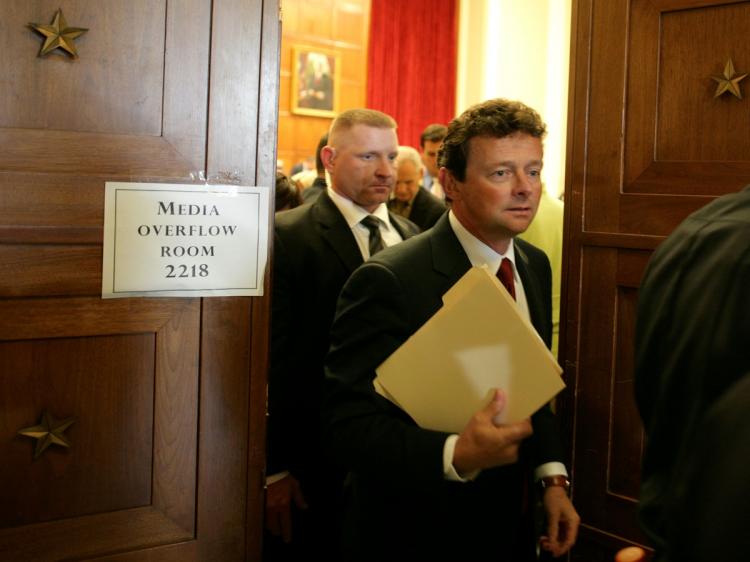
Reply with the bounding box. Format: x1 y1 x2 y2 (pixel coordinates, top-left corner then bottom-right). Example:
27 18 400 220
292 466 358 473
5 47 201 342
265 109 419 560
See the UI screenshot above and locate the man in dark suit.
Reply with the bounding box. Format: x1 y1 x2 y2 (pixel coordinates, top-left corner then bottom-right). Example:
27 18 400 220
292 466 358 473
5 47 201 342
420 123 448 199
634 185 750 562
301 133 328 204
265 109 419 560
323 99 579 561
668 372 750 562
388 145 447 230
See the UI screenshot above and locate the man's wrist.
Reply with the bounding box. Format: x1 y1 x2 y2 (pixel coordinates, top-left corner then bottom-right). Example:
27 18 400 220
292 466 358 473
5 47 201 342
444 434 480 482
540 475 570 492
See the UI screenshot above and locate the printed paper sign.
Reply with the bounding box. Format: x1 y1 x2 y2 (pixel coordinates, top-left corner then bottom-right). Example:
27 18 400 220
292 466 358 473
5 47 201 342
102 182 270 298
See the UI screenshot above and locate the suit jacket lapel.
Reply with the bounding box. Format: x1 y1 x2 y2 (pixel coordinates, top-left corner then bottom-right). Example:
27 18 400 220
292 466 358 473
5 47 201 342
389 213 416 240
514 242 546 337
313 192 363 273
429 214 472 283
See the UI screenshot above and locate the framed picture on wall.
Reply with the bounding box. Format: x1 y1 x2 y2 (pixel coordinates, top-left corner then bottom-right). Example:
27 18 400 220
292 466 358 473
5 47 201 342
291 45 340 118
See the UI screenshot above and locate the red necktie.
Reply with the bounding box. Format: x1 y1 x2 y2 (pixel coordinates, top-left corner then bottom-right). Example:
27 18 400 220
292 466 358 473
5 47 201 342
497 257 530 538
496 258 516 301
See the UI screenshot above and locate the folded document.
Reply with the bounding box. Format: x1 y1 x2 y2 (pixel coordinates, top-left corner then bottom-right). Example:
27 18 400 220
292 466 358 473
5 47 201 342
374 266 564 433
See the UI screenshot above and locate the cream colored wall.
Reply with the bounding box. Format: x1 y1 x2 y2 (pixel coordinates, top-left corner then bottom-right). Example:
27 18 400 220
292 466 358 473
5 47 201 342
456 0 572 199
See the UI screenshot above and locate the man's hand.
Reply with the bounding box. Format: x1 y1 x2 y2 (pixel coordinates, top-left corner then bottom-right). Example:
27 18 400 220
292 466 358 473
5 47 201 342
265 474 308 543
452 389 533 475
539 486 580 557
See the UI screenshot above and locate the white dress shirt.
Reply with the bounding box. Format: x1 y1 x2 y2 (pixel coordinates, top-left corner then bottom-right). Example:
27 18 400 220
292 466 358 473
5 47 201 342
443 211 567 482
327 187 403 259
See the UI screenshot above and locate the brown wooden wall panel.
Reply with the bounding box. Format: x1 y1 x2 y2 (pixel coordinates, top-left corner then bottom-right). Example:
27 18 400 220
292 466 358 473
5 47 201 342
1 334 155 528
1 1 166 136
277 0 370 174
333 3 371 52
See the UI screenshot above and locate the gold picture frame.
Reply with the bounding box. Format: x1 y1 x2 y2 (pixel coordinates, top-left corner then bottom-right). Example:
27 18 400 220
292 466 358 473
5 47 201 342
291 45 340 118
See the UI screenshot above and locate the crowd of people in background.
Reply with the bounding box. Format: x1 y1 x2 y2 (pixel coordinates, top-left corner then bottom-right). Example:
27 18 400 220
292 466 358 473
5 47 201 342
276 120 566 217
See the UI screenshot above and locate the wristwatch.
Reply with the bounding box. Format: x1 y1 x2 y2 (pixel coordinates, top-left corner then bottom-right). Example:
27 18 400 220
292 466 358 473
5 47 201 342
540 475 570 492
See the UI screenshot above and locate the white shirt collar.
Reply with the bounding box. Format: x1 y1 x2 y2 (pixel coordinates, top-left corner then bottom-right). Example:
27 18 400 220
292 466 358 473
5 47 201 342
327 186 393 229
448 210 517 276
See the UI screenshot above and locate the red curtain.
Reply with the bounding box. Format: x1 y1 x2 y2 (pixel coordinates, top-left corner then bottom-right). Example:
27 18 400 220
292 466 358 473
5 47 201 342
366 0 458 149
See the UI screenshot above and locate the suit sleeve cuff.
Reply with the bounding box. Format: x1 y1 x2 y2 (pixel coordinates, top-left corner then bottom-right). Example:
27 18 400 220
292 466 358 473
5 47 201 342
265 470 290 486
443 434 480 482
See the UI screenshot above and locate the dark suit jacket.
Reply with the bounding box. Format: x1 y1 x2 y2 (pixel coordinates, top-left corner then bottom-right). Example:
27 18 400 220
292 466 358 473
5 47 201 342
323 214 565 561
634 185 750 559
388 187 447 231
302 176 327 203
268 191 419 494
665 372 750 562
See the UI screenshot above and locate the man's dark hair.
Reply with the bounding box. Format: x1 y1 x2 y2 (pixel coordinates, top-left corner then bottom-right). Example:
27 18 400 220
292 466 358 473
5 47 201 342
439 99 546 181
419 124 448 148
315 132 329 175
275 172 302 211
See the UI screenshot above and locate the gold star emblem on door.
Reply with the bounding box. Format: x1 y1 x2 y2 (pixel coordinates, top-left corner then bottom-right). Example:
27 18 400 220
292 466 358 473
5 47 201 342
712 59 747 99
18 411 76 459
29 9 88 59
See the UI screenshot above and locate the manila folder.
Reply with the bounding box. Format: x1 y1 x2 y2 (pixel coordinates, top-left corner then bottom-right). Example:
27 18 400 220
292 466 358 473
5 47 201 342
374 266 564 433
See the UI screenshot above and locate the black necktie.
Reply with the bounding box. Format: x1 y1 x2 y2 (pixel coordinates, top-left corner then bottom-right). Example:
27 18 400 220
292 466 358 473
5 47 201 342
361 215 385 257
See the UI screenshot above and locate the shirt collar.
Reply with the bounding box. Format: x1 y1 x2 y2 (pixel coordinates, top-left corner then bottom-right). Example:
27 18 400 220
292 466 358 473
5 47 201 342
448 210 517 276
327 186 393 229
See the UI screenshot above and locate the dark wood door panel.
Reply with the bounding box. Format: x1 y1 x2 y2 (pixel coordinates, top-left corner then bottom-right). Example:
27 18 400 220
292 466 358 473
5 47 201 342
617 193 713 235
1 0 210 172
0 297 194 340
570 248 651 546
0 0 279 558
0 507 194 562
2 1 165 136
2 0 209 154
580 0 750 234
624 0 750 197
0 244 101 297
0 297 200 559
0 173 106 228
1 333 155 528
571 528 641 562
0 130 199 177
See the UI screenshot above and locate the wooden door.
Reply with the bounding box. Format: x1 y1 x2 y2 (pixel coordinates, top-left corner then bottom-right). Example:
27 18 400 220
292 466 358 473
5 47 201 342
561 0 750 559
0 1 279 560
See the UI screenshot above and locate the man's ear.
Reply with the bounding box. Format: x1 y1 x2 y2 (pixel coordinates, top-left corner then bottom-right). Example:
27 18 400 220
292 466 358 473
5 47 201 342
320 146 336 172
440 168 460 200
